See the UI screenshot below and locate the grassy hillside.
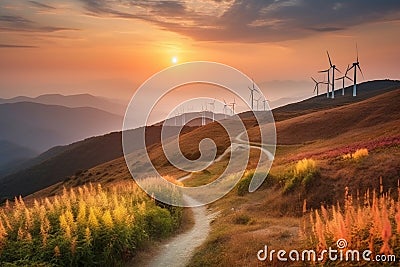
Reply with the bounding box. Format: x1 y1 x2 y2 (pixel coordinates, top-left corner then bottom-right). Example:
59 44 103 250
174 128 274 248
186 87 400 266
2 79 399 266
0 126 197 201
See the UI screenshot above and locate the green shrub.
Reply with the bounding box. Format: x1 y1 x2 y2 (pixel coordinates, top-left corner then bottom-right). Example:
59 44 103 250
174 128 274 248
233 214 251 225
237 171 275 196
283 159 319 194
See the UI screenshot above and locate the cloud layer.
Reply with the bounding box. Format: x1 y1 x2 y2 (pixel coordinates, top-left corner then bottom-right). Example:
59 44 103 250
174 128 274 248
1 0 400 43
78 0 400 42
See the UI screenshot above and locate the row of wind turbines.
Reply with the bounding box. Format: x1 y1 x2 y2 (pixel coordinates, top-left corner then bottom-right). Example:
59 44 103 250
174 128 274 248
248 80 269 111
312 45 364 98
171 80 271 127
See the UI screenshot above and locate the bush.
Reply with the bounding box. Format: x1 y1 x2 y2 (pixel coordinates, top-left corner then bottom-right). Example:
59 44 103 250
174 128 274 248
144 206 174 239
283 159 319 194
294 158 316 176
0 182 182 266
233 214 251 225
237 171 275 196
237 172 252 196
342 148 369 160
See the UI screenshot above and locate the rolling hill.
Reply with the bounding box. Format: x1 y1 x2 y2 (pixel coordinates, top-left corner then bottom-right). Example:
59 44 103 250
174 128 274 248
0 102 123 153
0 125 197 201
0 140 38 177
2 79 399 202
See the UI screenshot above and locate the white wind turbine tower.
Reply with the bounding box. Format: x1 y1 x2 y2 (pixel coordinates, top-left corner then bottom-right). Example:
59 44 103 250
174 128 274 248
181 107 185 125
318 63 331 98
326 51 341 99
208 100 215 122
335 64 353 96
255 96 261 111
201 105 205 126
223 99 228 119
348 44 364 96
230 98 236 115
248 79 258 109
262 99 269 111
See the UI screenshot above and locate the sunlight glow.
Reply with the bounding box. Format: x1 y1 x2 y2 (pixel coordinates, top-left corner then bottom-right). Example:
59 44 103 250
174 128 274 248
172 56 178 64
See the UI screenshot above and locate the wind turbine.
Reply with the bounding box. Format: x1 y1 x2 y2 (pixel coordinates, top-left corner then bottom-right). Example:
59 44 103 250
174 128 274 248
201 105 205 126
311 77 327 96
335 65 353 96
262 99 269 111
348 44 364 96
318 64 330 98
326 51 341 98
230 98 236 115
181 107 185 125
223 99 228 119
208 100 215 122
255 96 261 111
248 79 258 110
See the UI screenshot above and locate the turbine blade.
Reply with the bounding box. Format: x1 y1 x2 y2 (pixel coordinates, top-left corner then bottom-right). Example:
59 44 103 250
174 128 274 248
335 67 342 74
358 65 365 79
318 69 329 73
356 43 359 62
345 64 350 75
327 51 332 67
311 77 317 83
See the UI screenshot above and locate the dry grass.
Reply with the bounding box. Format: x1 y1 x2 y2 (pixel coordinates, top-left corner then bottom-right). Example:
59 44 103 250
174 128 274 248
307 179 400 258
294 158 317 176
342 148 369 160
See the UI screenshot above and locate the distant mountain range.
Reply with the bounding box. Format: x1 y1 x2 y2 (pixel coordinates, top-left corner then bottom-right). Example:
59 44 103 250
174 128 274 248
0 102 123 153
0 93 127 116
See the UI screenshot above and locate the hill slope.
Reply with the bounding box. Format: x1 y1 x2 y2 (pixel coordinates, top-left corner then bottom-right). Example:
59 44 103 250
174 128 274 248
0 140 38 177
0 126 196 201
4 80 399 201
0 102 123 153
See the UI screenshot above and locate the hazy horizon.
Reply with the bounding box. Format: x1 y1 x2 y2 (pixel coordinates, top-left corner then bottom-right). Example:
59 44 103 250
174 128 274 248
1 0 400 102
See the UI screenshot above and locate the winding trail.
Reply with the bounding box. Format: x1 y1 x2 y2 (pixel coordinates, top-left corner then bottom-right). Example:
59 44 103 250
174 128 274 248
145 131 273 267
146 195 217 267
179 131 274 182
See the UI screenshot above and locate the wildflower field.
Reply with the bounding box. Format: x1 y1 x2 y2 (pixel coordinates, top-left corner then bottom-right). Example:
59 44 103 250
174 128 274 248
0 181 183 266
307 181 400 260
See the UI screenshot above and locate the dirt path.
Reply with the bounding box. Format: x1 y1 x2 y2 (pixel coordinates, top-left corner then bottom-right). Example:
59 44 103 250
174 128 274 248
145 195 217 267
144 131 272 267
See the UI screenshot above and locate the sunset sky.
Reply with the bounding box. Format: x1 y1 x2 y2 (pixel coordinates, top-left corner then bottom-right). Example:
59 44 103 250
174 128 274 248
0 0 399 102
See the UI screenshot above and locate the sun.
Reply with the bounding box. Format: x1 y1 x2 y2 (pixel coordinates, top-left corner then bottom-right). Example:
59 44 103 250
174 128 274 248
171 56 178 64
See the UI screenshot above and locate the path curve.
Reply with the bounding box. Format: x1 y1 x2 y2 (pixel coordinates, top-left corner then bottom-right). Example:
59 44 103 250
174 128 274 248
145 131 273 267
146 195 217 267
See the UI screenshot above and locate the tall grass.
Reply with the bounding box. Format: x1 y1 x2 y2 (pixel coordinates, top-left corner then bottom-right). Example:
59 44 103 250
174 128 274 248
284 158 319 194
0 181 182 266
307 178 400 258
342 148 369 160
